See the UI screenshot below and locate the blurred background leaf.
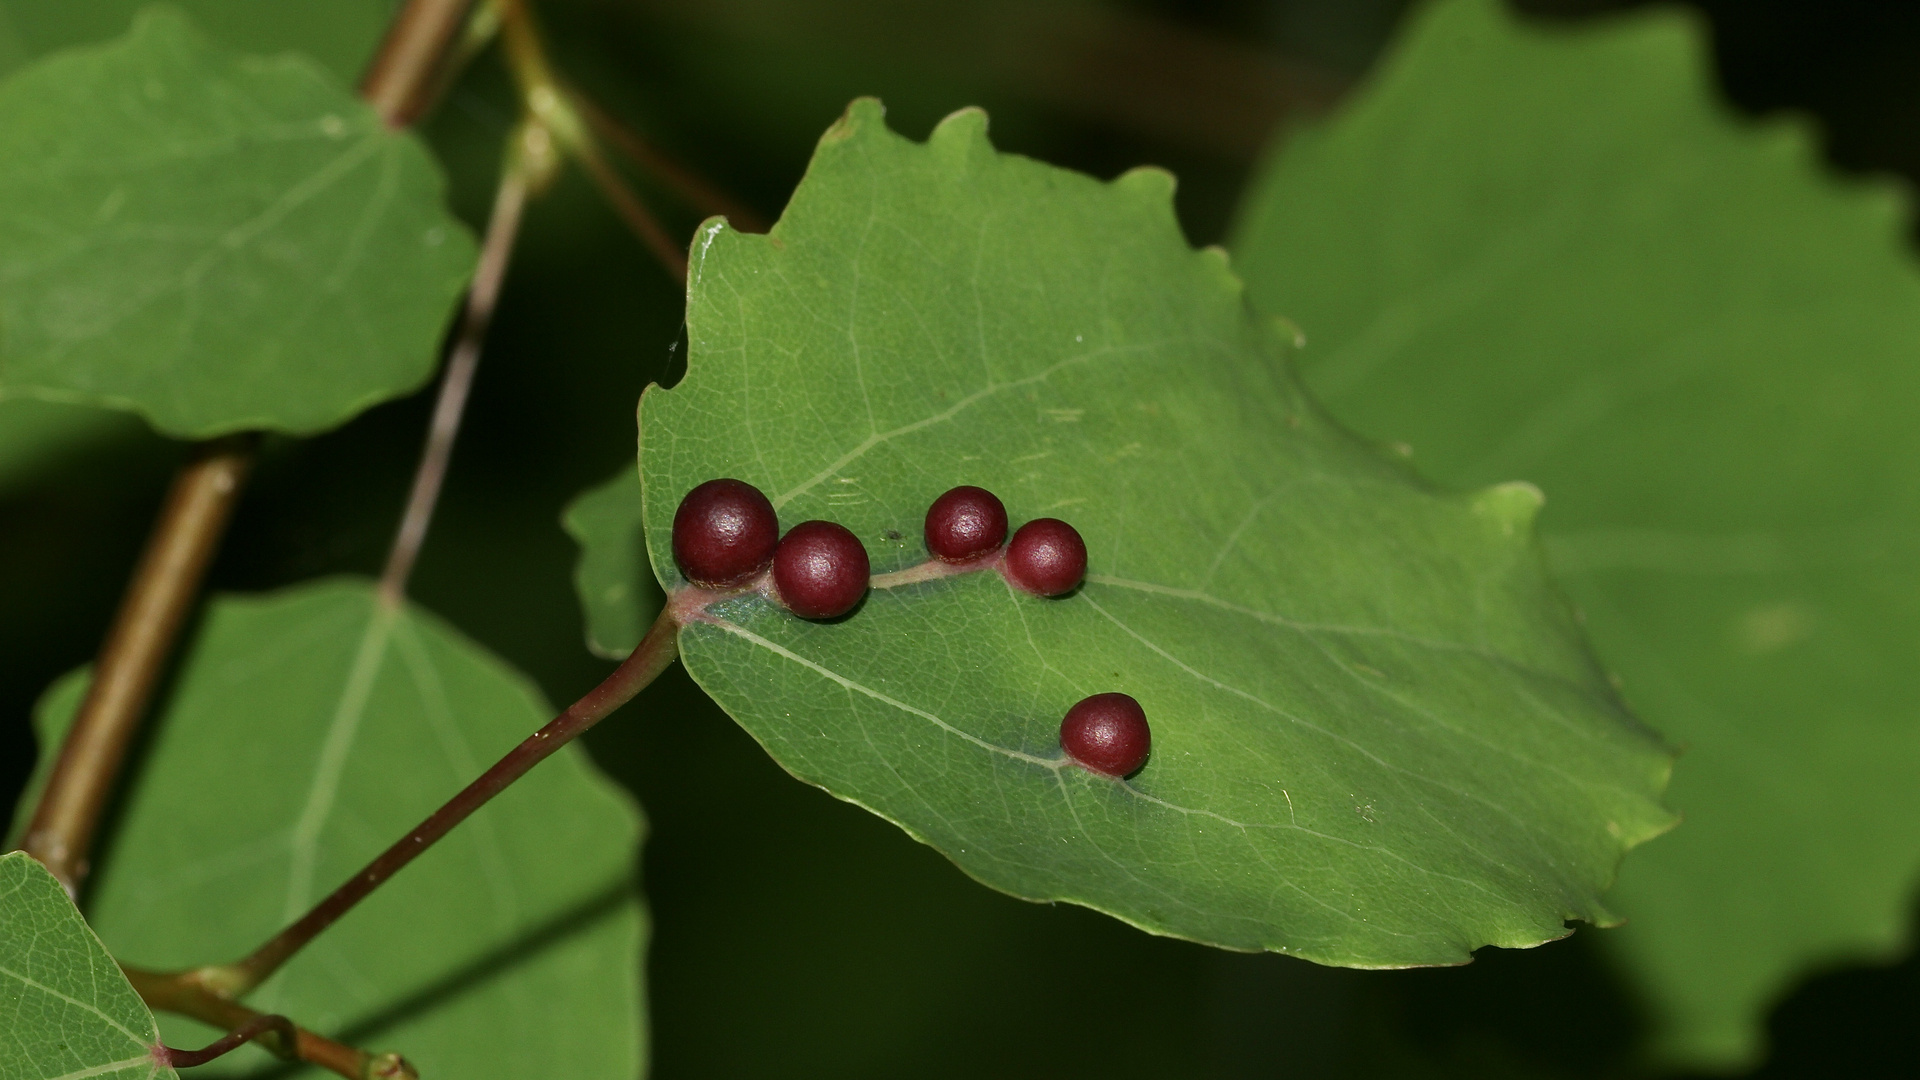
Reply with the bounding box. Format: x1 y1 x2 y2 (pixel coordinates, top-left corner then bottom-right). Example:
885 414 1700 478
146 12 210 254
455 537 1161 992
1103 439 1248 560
1232 0 1920 1067
0 0 395 84
12 580 646 1079
0 7 476 436
7 0 1920 1076
0 0 400 494
564 467 660 660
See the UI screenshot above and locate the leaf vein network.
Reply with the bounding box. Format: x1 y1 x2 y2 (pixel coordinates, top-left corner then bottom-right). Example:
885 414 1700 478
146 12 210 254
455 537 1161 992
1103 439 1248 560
1077 593 1539 842
29 133 388 371
0 964 149 1046
771 340 1167 508
698 609 1476 885
1086 575 1577 690
36 1055 160 1080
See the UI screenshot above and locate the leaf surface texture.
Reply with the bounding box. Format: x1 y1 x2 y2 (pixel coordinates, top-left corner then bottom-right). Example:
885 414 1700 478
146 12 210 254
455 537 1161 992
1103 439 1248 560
0 851 174 1080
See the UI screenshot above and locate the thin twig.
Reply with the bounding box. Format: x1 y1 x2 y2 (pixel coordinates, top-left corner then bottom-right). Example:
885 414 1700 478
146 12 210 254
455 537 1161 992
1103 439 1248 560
153 1012 297 1069
572 139 690 282
127 968 414 1079
496 0 689 281
412 1 506 131
189 607 682 996
379 145 533 602
359 0 479 128
19 438 254 890
573 92 768 232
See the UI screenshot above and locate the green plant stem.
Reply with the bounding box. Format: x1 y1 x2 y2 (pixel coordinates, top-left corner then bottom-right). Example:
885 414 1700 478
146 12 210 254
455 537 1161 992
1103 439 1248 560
126 968 414 1079
188 604 683 997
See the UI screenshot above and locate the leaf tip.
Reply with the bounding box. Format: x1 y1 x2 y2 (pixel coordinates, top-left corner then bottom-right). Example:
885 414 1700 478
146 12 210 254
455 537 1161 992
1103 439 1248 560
1269 313 1307 349
929 105 991 147
1472 480 1545 535
823 96 887 144
688 214 733 286
1113 163 1178 205
1193 242 1249 300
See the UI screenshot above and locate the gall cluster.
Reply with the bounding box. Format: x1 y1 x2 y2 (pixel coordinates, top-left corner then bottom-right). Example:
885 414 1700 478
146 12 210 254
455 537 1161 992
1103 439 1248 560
672 478 1147 776
672 479 1090 611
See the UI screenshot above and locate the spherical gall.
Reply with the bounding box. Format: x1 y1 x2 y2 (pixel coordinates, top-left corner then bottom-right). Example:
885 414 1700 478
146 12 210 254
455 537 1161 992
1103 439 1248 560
773 520 871 619
672 478 779 588
1060 692 1150 777
1004 518 1087 597
924 485 1009 563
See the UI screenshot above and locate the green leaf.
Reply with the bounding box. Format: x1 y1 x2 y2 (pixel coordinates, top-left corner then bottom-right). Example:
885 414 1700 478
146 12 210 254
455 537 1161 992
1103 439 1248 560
35 578 645 1077
564 466 664 660
1229 0 1920 1065
0 850 176 1080
628 97 1673 967
0 8 476 437
0 0 395 85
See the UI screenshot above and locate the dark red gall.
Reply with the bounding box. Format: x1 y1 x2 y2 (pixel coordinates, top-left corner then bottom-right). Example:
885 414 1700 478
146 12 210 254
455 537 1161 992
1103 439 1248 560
672 478 779 588
1060 692 1151 777
773 520 871 619
924 485 1009 563
1004 518 1087 597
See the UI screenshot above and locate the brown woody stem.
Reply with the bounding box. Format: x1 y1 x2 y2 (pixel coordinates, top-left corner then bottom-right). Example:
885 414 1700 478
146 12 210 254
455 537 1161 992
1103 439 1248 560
189 606 682 996
19 437 254 890
379 136 534 602
128 967 414 1079
153 1011 296 1069
359 0 479 128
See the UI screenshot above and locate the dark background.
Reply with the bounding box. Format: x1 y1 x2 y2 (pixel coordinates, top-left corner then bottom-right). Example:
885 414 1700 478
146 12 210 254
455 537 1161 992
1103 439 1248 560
5 0 1917 1075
